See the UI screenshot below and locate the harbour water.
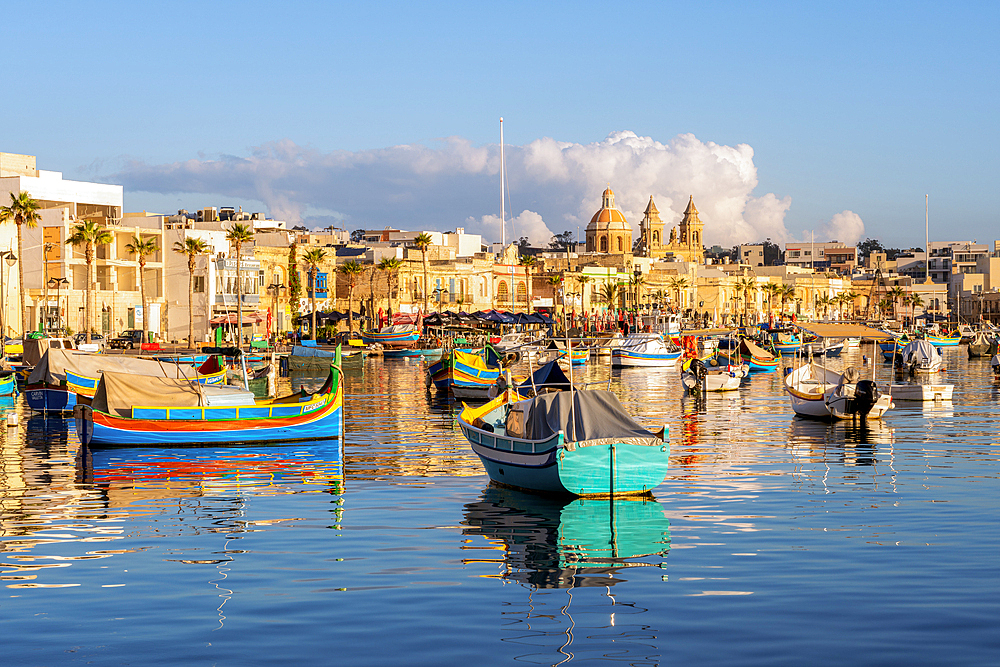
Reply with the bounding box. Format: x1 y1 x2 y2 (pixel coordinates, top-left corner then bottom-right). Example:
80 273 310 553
2 345 999 665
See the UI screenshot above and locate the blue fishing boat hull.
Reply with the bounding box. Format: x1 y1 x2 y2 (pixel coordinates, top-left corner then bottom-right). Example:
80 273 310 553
25 385 77 412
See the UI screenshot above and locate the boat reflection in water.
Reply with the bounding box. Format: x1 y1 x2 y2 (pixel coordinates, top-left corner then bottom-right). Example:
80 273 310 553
462 487 670 663
462 485 670 588
787 416 896 472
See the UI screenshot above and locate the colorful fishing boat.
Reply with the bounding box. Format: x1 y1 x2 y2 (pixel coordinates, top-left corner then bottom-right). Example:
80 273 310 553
771 331 802 356
427 347 501 398
25 348 227 413
611 333 682 368
717 338 778 372
361 324 420 346
0 371 18 396
457 385 669 496
382 347 443 359
74 350 343 447
924 331 962 347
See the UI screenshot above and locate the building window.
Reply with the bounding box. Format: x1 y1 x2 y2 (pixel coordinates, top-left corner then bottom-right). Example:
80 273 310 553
497 280 509 303
600 237 608 252
617 237 623 252
193 276 205 293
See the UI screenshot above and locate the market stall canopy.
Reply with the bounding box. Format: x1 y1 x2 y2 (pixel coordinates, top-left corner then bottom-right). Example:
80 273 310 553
795 323 895 340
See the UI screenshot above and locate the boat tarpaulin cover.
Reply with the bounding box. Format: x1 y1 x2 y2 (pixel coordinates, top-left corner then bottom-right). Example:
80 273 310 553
290 345 338 359
521 389 660 445
901 339 939 361
794 323 895 340
740 339 774 359
92 371 253 417
28 348 197 385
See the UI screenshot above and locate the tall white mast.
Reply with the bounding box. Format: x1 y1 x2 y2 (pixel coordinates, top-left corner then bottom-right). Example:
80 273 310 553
925 194 930 284
500 117 506 248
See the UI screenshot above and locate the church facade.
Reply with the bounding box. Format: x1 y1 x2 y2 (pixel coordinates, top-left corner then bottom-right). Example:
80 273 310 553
637 194 705 263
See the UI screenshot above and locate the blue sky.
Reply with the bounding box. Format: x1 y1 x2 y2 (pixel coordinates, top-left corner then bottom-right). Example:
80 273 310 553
5 1 998 248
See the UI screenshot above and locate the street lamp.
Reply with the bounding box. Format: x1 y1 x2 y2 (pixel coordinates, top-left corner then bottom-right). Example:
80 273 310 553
48 277 69 333
267 282 285 341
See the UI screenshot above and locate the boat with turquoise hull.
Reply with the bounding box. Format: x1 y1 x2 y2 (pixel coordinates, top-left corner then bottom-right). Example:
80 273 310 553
75 351 344 447
0 371 18 396
361 324 420 346
924 331 962 347
458 387 669 496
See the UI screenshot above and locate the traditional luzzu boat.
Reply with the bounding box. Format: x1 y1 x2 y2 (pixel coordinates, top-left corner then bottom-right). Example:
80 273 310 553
426 347 502 399
924 330 962 347
610 333 682 368
784 364 892 420
0 371 18 396
771 330 802 356
717 338 778 372
25 348 227 413
457 376 669 496
680 357 748 393
74 349 343 447
361 324 420 346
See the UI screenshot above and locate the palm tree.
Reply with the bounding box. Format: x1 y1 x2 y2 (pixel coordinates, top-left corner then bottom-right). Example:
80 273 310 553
65 220 113 343
412 233 433 313
546 274 563 320
518 254 537 313
652 289 668 308
339 260 365 334
762 282 780 315
377 257 403 322
0 192 41 335
734 276 756 319
125 235 159 338
888 285 905 321
574 274 593 311
666 276 689 312
599 281 621 309
225 222 255 347
301 247 327 338
908 293 924 325
173 237 210 348
779 284 795 316
816 294 832 320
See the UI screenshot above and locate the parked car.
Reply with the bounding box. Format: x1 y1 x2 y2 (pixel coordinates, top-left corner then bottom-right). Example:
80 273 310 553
108 330 146 350
73 333 105 344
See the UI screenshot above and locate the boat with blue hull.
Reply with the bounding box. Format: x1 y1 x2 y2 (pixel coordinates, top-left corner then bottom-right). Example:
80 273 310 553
611 333 682 368
75 362 343 447
427 347 501 398
458 384 669 496
0 372 18 396
25 348 227 413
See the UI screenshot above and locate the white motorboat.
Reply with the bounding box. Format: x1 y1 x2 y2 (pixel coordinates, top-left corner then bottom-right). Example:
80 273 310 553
681 357 748 392
900 340 944 374
879 382 954 401
784 364 892 420
611 333 682 368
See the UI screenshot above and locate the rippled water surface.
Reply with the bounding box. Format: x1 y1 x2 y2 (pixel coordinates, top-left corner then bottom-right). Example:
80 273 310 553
2 346 999 665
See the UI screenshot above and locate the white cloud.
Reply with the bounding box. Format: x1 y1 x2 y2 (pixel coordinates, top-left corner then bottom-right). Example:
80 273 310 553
808 210 866 245
111 130 842 248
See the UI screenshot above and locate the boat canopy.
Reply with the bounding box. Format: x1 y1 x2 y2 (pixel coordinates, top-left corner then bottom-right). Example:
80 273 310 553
92 371 255 417
517 389 660 445
794 323 894 340
290 344 338 359
28 348 200 385
22 337 76 367
516 360 572 395
739 339 774 359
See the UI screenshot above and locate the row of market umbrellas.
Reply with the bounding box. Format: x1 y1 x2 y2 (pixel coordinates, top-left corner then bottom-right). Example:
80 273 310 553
423 310 555 326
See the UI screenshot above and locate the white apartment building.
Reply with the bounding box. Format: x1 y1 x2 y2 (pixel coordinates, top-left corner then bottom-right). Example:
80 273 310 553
2 152 124 336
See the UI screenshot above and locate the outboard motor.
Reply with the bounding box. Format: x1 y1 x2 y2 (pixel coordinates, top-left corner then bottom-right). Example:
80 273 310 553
853 380 880 417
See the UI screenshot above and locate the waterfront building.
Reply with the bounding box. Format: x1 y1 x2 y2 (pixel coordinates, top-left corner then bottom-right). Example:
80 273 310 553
784 241 857 274
3 153 124 336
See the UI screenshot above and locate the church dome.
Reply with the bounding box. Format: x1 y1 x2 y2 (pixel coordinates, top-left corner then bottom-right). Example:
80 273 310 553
587 185 629 230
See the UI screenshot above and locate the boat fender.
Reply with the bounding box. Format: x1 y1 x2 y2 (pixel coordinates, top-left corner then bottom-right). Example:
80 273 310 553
472 417 494 433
